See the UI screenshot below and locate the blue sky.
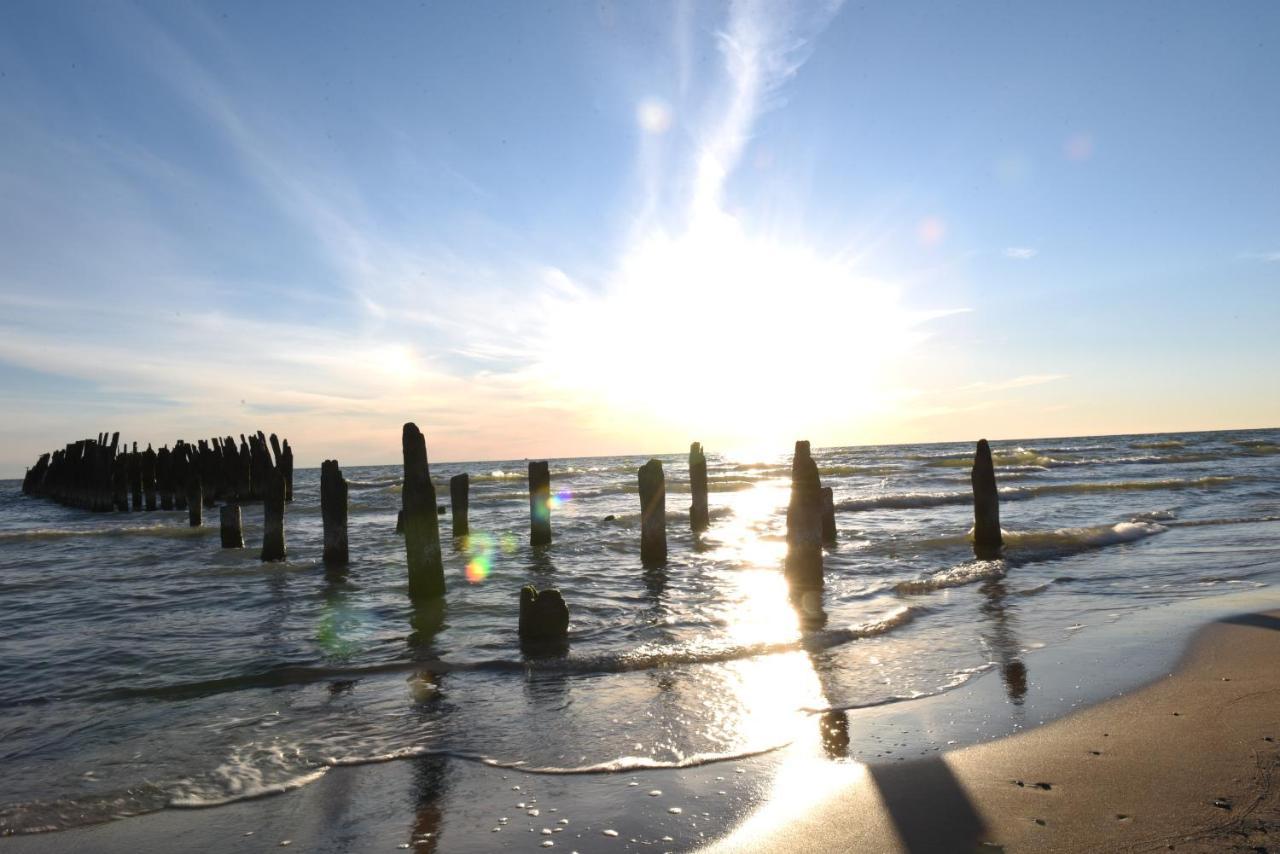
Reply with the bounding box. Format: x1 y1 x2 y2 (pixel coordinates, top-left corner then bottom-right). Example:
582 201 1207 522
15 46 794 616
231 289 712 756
1 0 1277 474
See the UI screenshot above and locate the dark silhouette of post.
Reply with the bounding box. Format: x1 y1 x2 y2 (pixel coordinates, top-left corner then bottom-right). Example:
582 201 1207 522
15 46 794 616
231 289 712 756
528 461 551 546
971 439 1002 559
281 439 294 502
128 444 143 511
321 459 349 565
220 504 243 548
141 445 157 511
518 585 569 641
402 423 445 601
184 452 202 527
638 459 667 567
261 467 287 561
689 442 709 532
820 486 836 545
449 474 469 538
785 441 823 587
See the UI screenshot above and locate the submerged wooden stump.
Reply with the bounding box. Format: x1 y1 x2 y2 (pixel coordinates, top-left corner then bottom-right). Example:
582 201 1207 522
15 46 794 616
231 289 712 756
785 441 824 588
220 504 244 548
402 423 445 601
971 439 1003 559
320 459 349 565
518 585 569 641
638 459 667 567
528 461 551 546
260 467 287 561
689 442 709 532
450 473 470 538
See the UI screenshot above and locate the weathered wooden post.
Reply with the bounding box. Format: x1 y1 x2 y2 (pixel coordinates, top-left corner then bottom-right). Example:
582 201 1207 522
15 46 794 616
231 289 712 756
260 466 287 561
281 439 294 502
518 585 569 642
128 444 143 511
450 473 469 538
220 504 244 548
402 423 445 600
820 486 836 545
172 442 188 511
689 442 709 532
320 459 349 565
638 459 667 567
785 441 823 587
184 451 203 527
528 461 551 546
112 450 129 512
971 439 1003 559
142 445 157 511
157 446 173 510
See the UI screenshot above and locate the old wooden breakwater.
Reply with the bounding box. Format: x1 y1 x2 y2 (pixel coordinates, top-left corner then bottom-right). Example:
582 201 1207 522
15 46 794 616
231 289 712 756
20 424 1008 647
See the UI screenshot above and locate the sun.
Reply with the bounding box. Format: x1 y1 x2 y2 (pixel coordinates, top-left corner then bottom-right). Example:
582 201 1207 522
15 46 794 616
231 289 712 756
531 207 933 449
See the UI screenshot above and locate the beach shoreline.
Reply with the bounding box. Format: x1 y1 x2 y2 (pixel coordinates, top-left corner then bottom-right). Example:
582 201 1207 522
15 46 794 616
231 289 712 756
709 606 1280 853
2 590 1278 853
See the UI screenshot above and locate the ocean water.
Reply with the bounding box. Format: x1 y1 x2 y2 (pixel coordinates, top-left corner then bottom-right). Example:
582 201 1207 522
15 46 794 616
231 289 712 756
0 428 1277 837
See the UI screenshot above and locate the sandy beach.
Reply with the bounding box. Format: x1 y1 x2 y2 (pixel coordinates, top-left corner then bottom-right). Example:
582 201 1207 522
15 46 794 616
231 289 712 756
710 609 1280 853
0 603 1273 853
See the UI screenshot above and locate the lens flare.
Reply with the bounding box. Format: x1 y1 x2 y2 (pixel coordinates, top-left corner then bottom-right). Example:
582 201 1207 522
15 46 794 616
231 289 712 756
547 490 572 510
465 554 491 583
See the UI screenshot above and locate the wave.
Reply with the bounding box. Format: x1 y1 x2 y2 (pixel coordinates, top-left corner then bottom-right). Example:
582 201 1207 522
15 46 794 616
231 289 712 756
0 524 215 542
346 477 402 490
81 608 926 707
894 521 1167 594
1131 439 1185 449
837 475 1238 512
916 447 1064 469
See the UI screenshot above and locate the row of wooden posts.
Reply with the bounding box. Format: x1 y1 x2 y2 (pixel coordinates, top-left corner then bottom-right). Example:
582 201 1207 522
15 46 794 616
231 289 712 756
21 424 1005 640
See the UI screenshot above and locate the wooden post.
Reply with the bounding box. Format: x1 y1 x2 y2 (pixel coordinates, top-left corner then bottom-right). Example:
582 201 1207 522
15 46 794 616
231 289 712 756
112 449 129 512
528 461 551 546
260 466 287 561
518 585 569 641
820 486 836 545
129 444 143 511
402 423 445 601
281 439 294 502
785 441 823 587
172 442 188 511
184 451 203 527
320 459 349 565
220 504 244 548
971 439 1003 559
689 442 709 532
638 459 667 567
450 473 470 538
142 445 157 511
157 446 173 510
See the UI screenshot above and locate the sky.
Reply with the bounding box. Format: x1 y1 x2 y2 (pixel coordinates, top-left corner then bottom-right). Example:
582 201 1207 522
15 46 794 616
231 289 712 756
1 0 1278 475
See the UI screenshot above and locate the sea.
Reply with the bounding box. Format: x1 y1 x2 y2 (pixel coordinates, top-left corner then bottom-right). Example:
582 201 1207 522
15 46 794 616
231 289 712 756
1 428 1277 843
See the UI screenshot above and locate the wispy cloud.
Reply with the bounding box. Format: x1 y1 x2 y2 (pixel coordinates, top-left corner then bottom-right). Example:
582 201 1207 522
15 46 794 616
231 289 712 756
1003 246 1038 260
1238 251 1280 263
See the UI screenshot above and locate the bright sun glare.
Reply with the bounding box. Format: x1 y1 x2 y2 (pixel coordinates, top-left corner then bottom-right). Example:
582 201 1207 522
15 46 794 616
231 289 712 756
534 207 935 450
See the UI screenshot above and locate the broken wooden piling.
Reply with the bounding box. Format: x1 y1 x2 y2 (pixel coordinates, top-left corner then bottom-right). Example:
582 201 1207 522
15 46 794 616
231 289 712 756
528 461 551 546
220 504 244 548
142 445 157 511
518 585 569 642
320 459 349 565
971 438 1002 559
785 440 824 587
689 442 709 532
820 486 836 545
450 473 469 538
638 458 667 567
402 423 445 601
183 449 203 527
128 444 143 511
260 466 287 561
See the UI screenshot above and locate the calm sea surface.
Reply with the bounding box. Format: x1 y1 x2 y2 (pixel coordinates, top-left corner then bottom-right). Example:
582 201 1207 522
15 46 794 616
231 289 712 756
1 429 1277 835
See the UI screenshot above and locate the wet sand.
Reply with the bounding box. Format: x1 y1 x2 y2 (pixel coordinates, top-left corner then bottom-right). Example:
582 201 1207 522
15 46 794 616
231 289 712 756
2 606 1277 853
708 610 1280 853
